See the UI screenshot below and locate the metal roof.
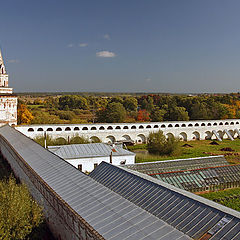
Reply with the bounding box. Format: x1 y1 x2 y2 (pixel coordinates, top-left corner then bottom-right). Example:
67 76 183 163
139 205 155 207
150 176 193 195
0 125 189 240
123 156 228 175
48 143 135 159
151 165 240 192
90 162 240 240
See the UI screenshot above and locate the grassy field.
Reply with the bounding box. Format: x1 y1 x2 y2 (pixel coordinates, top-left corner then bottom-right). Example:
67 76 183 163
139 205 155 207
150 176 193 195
199 188 240 211
129 139 240 163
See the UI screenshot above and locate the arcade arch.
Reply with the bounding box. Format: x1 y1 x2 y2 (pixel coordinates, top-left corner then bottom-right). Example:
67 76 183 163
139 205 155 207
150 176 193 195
166 133 175 139
122 135 132 141
90 136 101 143
106 135 116 144
179 132 187 141
205 131 212 140
192 131 200 140
136 134 146 143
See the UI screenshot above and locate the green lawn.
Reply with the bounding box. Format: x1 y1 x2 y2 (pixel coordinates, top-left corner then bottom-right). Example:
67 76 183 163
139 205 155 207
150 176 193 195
132 139 240 163
199 188 240 212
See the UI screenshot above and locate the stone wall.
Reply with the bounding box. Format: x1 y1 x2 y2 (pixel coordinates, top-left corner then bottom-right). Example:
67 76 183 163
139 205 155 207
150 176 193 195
16 119 240 143
0 134 103 240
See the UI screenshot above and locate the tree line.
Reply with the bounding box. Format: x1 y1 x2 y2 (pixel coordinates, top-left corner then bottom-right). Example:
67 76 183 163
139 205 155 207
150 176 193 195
17 93 240 124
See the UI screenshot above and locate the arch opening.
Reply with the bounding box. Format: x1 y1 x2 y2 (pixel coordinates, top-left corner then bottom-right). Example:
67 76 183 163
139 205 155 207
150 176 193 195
136 134 146 144
192 131 200 140
179 132 187 141
106 135 116 144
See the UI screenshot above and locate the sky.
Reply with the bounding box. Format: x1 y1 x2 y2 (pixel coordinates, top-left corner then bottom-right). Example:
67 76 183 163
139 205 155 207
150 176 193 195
1 0 240 93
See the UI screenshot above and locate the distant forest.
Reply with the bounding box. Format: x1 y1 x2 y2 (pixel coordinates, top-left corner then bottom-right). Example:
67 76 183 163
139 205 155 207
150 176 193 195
17 93 240 125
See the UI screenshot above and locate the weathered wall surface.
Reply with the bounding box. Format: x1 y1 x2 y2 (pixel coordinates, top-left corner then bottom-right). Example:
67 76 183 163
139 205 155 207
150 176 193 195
16 119 240 143
63 155 135 172
0 134 103 240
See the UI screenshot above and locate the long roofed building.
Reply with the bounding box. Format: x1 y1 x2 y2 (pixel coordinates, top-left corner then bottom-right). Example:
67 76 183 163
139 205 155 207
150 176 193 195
90 162 240 239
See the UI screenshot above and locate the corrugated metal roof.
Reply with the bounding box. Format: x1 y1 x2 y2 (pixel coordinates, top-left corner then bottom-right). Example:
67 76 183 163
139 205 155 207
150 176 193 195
90 162 240 240
123 156 228 175
48 143 135 159
0 125 190 240
151 165 240 192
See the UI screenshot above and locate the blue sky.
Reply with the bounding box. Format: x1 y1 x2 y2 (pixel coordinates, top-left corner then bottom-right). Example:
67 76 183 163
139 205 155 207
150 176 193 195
1 0 240 93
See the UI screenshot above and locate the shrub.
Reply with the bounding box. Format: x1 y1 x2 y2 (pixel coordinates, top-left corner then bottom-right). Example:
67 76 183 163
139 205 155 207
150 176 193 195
70 136 90 144
147 130 179 155
0 176 43 239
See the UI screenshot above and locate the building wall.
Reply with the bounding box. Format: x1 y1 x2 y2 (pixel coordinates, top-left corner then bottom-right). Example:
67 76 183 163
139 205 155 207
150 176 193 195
16 118 240 143
0 135 103 240
64 155 135 172
0 96 17 126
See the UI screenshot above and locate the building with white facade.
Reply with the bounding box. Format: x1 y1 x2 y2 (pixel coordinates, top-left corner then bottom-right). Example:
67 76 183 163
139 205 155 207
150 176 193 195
0 50 17 126
48 143 135 172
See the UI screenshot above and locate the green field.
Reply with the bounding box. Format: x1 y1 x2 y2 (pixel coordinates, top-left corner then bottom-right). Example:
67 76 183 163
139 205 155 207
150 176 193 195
199 188 240 211
128 139 240 163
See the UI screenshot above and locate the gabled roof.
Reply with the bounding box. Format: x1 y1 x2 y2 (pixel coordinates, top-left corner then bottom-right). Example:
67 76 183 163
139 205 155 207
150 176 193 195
151 164 240 192
0 125 189 240
90 162 240 239
48 143 135 159
123 155 228 175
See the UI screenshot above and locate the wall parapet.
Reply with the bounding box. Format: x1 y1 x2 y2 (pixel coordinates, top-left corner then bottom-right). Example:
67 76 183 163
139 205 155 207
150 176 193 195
16 119 240 143
0 125 105 240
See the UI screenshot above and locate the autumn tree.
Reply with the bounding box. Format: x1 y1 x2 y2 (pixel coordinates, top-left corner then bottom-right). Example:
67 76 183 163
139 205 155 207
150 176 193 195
150 107 166 122
137 109 150 121
123 97 138 112
58 95 89 110
96 102 126 123
163 105 189 121
17 104 34 124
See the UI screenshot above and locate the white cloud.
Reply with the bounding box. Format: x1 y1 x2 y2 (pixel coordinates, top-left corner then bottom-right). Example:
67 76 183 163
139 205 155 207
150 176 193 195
67 43 74 48
79 43 88 47
8 59 19 63
96 51 116 58
103 34 110 40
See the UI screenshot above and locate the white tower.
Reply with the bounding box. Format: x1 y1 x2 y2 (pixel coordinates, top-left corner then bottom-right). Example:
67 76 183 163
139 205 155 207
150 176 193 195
0 49 17 126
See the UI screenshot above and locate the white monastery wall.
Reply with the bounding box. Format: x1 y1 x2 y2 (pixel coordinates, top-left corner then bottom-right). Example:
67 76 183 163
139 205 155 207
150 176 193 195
16 119 240 143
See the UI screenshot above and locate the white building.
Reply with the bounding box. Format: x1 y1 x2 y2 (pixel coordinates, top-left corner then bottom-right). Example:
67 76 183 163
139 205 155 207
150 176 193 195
48 143 135 172
0 50 17 126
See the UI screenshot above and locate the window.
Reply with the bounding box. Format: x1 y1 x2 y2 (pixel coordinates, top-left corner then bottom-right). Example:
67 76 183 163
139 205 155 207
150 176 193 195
78 164 82 171
94 163 98 169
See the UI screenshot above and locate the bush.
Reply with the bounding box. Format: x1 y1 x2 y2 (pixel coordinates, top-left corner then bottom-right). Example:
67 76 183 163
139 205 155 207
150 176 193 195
147 130 179 155
57 111 76 121
70 136 90 144
0 176 43 239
